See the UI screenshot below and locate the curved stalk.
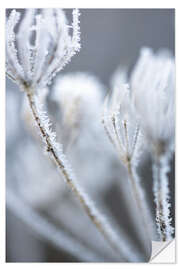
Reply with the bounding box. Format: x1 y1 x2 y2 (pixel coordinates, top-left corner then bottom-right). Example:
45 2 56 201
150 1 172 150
24 87 137 261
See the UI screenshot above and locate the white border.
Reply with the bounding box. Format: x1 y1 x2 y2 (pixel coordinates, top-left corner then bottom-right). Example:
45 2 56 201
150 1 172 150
0 0 179 269
0 7 5 264
0 0 177 8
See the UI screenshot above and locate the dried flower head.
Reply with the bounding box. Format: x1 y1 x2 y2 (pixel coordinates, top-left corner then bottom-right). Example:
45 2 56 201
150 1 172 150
102 75 143 167
6 8 81 90
52 72 103 129
130 48 175 157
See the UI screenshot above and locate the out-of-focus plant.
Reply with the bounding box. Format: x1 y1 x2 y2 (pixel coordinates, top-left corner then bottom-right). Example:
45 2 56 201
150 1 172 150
6 8 137 260
131 48 175 241
51 72 104 149
103 48 175 242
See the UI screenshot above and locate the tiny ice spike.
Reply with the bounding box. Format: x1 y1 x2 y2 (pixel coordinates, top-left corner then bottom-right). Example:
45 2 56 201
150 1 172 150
130 47 175 157
6 9 81 90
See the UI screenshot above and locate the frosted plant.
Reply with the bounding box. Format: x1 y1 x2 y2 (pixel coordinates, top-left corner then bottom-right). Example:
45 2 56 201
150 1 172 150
6 9 137 260
130 48 175 241
6 9 81 88
102 72 155 240
51 72 124 196
52 72 104 149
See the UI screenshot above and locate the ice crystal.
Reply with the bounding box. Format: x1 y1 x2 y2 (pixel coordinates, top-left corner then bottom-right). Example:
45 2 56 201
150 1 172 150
6 9 81 90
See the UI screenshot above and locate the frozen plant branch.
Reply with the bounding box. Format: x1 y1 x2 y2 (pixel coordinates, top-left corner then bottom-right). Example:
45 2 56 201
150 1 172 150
6 9 138 260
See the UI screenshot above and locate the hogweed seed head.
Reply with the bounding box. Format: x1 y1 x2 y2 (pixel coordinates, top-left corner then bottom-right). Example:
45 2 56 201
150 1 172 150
102 71 143 167
6 8 81 91
130 48 175 158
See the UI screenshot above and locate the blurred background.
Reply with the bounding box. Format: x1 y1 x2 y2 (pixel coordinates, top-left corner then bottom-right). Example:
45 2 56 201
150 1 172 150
6 8 175 262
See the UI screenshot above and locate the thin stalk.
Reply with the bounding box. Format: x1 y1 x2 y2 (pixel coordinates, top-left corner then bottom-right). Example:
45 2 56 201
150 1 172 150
152 156 174 241
152 160 166 241
123 120 153 240
127 161 152 240
24 87 136 260
109 115 154 239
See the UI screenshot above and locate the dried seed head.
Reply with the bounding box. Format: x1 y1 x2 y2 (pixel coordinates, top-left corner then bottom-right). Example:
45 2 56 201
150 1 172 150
6 9 81 91
102 70 143 167
52 72 103 128
130 48 175 157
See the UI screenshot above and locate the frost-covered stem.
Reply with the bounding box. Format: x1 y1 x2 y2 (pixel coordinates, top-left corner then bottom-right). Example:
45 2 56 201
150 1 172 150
24 87 133 260
152 155 174 241
127 161 152 240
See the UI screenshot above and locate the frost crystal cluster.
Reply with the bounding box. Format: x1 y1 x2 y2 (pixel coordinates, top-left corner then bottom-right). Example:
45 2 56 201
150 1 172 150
6 9 80 89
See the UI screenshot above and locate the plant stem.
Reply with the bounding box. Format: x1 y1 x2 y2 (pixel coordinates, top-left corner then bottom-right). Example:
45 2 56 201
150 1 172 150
152 156 174 241
104 112 155 240
127 161 152 240
25 88 135 260
152 160 166 241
